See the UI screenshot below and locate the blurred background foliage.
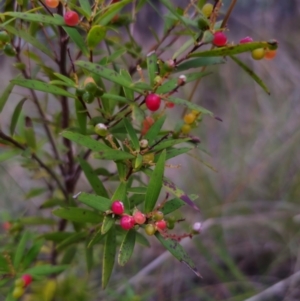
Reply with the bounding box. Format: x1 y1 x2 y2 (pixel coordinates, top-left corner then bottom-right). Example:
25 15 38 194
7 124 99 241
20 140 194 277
1 0 300 300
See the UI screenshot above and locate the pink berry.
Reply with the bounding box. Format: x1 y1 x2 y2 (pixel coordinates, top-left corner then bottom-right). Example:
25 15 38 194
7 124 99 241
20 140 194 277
133 211 146 225
213 32 227 47
145 93 161 112
111 201 124 215
21 274 32 287
155 220 167 231
120 215 135 230
239 36 253 44
64 11 79 26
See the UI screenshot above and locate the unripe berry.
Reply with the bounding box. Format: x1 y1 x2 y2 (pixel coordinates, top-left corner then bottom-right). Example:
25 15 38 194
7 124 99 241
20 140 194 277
45 0 59 8
202 3 214 18
64 11 79 26
14 278 25 288
155 219 167 231
251 48 265 60
84 77 97 94
133 211 146 225
139 139 148 148
167 219 175 229
181 124 191 134
213 32 227 47
154 75 163 85
183 113 196 124
94 123 108 136
145 224 156 236
82 91 94 103
153 211 164 221
12 287 25 299
3 43 16 56
192 222 202 233
145 93 161 111
264 49 277 60
239 36 253 44
120 215 135 230
111 201 124 215
177 75 187 86
0 31 10 44
142 153 155 163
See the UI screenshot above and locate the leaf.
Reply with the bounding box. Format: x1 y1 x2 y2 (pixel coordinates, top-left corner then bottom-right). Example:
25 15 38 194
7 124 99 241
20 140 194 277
144 150 166 213
172 38 194 60
165 147 192 160
230 55 270 95
101 215 115 234
24 265 68 277
147 51 158 86
87 25 107 50
41 232 74 243
156 233 201 277
0 81 14 113
22 240 44 269
151 138 190 152
120 69 134 100
135 231 150 247
189 40 278 58
10 79 75 98
175 57 225 72
40 198 65 209
123 117 140 151
75 99 87 134
88 228 105 248
144 115 166 145
53 73 76 87
13 231 30 269
85 243 93 273
0 149 21 163
101 93 132 104
93 150 135 161
4 25 54 58
0 254 9 272
25 187 47 199
20 217 56 226
102 225 116 289
60 246 77 265
79 0 92 15
78 159 109 198
10 98 27 136
161 198 185 215
63 26 89 57
52 207 103 224
77 192 112 212
56 232 87 251
118 229 136 266
111 182 129 212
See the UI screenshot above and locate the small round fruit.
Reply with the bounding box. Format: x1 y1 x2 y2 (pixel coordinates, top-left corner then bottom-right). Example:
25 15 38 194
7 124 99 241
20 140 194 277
12 287 25 299
94 123 108 136
202 3 214 18
145 224 156 236
139 139 148 148
22 274 32 287
154 75 163 85
2 221 11 231
84 77 97 94
264 49 277 60
141 116 154 135
111 201 124 215
45 0 59 8
64 11 79 26
155 220 167 231
0 31 10 43
145 93 161 112
191 109 200 116
239 36 253 44
181 124 191 134
153 211 164 221
251 48 265 60
120 215 135 230
142 153 155 163
166 102 175 108
183 113 196 124
3 43 16 56
14 278 25 288
167 219 175 229
75 88 85 97
82 91 94 103
133 211 146 225
213 32 227 47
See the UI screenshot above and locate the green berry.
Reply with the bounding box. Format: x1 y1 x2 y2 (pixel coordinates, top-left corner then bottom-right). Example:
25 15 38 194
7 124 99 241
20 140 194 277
94 123 108 136
153 211 164 221
82 91 94 104
0 31 10 43
142 153 155 163
202 3 214 18
181 124 191 134
14 278 25 288
12 287 25 299
145 224 156 236
3 43 16 57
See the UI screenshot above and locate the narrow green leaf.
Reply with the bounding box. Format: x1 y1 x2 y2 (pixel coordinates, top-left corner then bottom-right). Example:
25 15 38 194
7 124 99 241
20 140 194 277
101 215 115 234
147 51 158 86
135 232 150 247
102 225 116 289
165 147 192 160
116 162 126 181
175 57 225 72
144 115 166 145
79 0 92 15
0 254 9 272
63 26 89 57
25 187 47 199
120 69 134 100
20 217 56 226
24 126 37 151
77 192 111 212
41 232 73 243
56 232 86 251
53 73 76 86
75 99 87 134
189 40 278 58
62 246 77 265
85 242 93 273
151 138 190 152
40 198 65 209
144 150 166 213
156 233 201 277
78 159 109 198
230 55 270 95
0 81 14 113
52 207 103 224
172 38 194 60
161 198 185 215
111 182 129 212
13 231 30 269
11 79 75 98
88 228 105 248
118 229 136 266
24 265 68 277
101 93 131 104
0 149 21 163
127 187 147 194
22 240 44 269
9 108 23 137
123 117 140 151
94 150 135 161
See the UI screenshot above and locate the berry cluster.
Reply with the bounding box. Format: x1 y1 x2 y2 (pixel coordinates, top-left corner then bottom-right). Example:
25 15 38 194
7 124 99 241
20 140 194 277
13 274 32 299
76 76 103 104
0 31 16 57
181 110 202 135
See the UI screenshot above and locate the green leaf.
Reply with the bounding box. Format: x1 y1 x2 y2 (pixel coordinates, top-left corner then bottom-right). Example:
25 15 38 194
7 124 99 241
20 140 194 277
101 215 115 234
102 225 116 289
165 147 192 160
87 25 107 50
79 0 92 15
77 192 112 212
135 231 150 247
161 198 185 215
189 40 278 58
52 207 103 224
20 217 56 226
0 81 14 113
85 242 93 273
41 232 74 243
11 98 27 135
22 240 44 269
56 232 87 251
40 198 65 209
93 149 135 161
172 38 194 60
175 57 225 72
24 265 68 277
156 233 201 277
10 79 75 98
151 138 190 152
0 254 9 272
123 117 140 151
63 26 89 57
53 73 76 87
144 150 166 213
101 93 132 104
88 228 105 248
0 149 21 163
75 99 87 134
230 55 270 95
144 115 166 145
13 231 30 269
118 229 136 266
147 51 158 86
111 182 129 212
4 25 54 58
120 69 134 100
25 187 47 199
78 158 109 198
62 246 77 265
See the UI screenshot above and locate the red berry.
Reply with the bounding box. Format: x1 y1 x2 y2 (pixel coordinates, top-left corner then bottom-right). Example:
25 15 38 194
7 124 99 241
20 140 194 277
141 116 154 135
21 274 32 287
120 215 135 230
111 201 124 215
239 36 253 44
145 93 161 111
133 211 146 225
213 32 227 47
2 221 11 231
155 220 167 231
45 0 59 8
166 101 175 108
64 11 79 26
